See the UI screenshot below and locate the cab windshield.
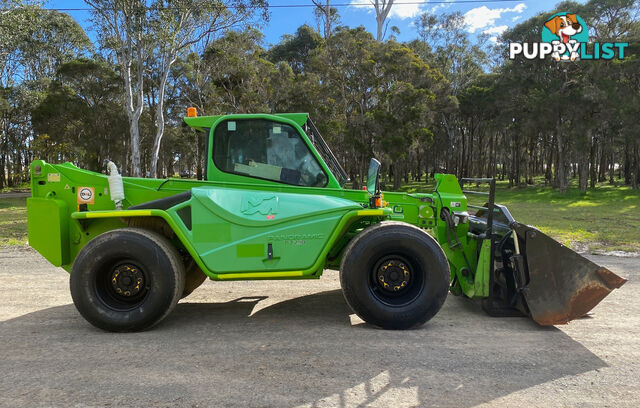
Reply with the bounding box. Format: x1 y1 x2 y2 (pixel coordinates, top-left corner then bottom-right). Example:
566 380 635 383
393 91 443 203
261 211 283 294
213 119 329 187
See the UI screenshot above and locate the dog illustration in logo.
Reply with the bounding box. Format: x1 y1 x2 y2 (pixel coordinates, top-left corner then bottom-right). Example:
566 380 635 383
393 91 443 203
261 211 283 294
544 14 583 61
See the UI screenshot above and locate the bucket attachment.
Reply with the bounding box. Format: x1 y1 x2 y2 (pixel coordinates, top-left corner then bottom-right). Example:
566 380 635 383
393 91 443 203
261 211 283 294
462 178 626 326
511 223 627 325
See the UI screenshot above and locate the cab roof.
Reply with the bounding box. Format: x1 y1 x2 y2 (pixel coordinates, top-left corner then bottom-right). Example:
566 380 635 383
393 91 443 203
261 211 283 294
183 113 309 132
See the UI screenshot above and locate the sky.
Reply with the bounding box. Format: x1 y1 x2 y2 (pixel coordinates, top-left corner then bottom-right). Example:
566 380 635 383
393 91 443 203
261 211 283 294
45 0 587 47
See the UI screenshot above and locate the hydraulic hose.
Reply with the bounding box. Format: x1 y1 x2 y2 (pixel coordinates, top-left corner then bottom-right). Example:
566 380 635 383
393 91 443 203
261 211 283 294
441 207 474 276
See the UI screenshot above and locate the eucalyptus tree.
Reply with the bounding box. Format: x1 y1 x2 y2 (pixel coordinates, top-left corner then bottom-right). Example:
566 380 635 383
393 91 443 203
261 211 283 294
312 0 339 38
84 0 267 177
413 11 487 179
267 25 323 75
32 59 127 171
0 0 24 88
200 28 280 113
320 27 378 186
369 0 394 41
415 11 487 94
85 0 148 176
0 2 91 187
19 9 92 82
148 0 268 178
371 40 446 189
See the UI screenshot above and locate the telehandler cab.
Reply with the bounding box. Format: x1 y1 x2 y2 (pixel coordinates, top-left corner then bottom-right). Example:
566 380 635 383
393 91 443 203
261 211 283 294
27 112 626 331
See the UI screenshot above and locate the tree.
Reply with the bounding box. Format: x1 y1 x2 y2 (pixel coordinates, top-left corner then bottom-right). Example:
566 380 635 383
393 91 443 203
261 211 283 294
267 25 323 75
372 40 449 188
413 11 486 179
32 59 128 171
321 27 378 186
0 2 91 187
148 0 268 178
199 29 280 113
370 0 394 41
85 0 147 176
312 0 339 38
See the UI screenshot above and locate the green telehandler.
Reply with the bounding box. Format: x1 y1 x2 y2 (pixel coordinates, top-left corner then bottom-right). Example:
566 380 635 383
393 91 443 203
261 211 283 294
27 112 626 332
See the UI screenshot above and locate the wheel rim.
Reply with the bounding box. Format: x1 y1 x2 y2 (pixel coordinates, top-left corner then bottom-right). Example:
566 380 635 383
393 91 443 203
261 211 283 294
370 254 424 307
95 260 150 311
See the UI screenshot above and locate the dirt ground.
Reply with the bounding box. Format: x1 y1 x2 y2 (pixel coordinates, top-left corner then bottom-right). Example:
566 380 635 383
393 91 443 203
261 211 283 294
0 247 637 407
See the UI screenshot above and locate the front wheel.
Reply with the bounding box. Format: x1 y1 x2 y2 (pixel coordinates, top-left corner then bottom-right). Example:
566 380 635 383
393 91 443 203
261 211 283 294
70 228 185 332
340 222 450 329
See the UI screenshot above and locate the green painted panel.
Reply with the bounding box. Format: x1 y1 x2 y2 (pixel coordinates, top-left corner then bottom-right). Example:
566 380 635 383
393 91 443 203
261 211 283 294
183 115 223 131
191 187 360 227
184 113 309 131
27 198 69 266
237 244 264 258
195 223 231 242
473 239 491 298
190 186 358 273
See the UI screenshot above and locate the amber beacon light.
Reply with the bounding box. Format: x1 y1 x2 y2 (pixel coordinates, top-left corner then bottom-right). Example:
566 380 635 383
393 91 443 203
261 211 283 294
186 107 198 117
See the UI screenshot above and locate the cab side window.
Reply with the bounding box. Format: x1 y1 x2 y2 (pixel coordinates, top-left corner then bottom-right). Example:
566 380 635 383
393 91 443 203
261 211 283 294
213 119 328 187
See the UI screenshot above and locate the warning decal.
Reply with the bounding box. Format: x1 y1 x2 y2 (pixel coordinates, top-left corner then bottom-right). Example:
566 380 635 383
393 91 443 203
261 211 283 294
77 187 95 204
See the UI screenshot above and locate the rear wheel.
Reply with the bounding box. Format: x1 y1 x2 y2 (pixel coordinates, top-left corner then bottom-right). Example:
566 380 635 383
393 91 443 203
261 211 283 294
340 222 450 329
70 228 185 332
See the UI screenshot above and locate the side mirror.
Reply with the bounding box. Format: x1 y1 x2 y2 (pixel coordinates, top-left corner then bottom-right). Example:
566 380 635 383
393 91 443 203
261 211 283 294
366 158 381 196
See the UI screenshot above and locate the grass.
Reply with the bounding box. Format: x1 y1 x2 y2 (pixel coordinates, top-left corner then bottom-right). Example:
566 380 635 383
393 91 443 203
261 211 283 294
0 197 27 247
396 176 640 254
0 182 30 193
2 177 639 254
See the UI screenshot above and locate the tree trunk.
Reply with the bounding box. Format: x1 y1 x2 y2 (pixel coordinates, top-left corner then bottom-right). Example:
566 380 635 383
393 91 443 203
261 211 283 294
373 0 394 42
0 146 5 189
633 140 639 190
608 145 615 184
312 0 332 38
441 113 454 174
589 133 597 188
579 151 589 193
393 162 402 190
598 142 606 182
624 140 632 185
556 130 568 193
150 60 172 178
122 54 144 177
545 135 553 184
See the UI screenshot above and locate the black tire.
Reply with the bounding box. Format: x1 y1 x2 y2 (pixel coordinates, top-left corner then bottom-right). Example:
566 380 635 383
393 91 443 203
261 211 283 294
70 228 185 332
340 221 450 329
181 260 207 299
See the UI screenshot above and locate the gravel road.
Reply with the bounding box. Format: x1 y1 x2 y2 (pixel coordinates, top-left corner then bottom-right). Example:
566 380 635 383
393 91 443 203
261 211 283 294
0 247 637 407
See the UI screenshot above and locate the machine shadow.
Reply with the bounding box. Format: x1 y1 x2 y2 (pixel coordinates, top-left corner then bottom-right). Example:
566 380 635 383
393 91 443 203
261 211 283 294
0 290 606 407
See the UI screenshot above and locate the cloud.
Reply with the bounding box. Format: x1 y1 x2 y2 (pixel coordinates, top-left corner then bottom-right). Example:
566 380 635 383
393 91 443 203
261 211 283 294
348 0 427 20
512 15 522 22
483 25 508 35
430 0 455 14
483 25 508 44
348 0 372 14
389 3 423 19
463 3 527 33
